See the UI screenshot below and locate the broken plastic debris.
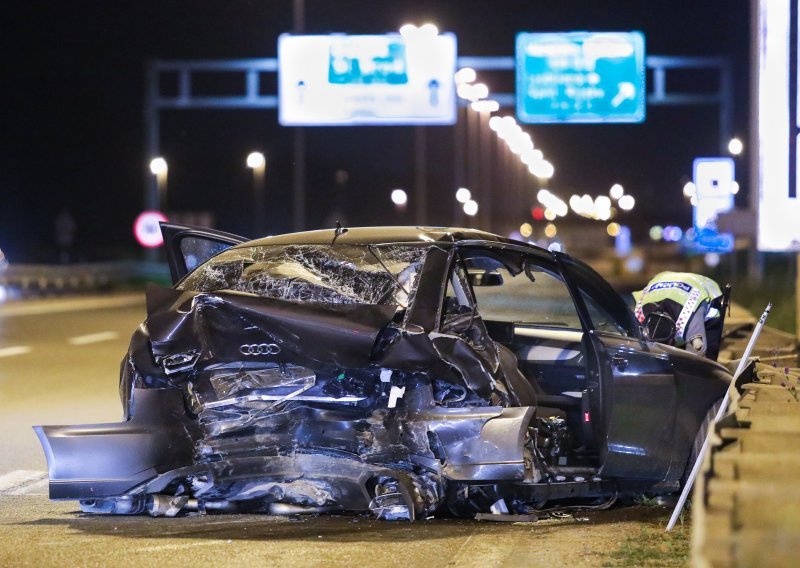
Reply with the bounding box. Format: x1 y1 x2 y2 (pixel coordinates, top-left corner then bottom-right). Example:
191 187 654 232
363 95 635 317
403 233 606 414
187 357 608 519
490 498 510 515
388 385 406 408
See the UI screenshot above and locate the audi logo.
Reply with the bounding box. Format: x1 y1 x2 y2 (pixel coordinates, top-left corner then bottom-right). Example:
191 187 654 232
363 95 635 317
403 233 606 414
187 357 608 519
239 343 281 356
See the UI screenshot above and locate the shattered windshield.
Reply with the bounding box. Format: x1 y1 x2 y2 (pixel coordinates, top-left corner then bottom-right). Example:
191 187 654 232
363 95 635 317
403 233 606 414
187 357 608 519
179 244 429 306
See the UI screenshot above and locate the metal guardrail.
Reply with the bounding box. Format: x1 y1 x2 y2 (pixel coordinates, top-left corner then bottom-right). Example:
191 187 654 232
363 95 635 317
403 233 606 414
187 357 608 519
0 262 170 299
694 312 799 567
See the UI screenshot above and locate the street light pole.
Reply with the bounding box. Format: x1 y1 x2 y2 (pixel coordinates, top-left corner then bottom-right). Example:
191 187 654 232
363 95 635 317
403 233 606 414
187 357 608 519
247 152 267 236
293 0 306 231
453 103 465 227
415 126 427 225
149 157 168 211
478 109 492 230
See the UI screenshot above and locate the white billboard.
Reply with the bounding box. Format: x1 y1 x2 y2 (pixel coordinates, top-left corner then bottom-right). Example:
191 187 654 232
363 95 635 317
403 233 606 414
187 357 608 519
278 33 457 126
756 0 800 251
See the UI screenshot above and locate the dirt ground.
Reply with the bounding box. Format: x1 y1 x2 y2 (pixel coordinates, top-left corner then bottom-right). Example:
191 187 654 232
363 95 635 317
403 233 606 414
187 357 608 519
0 496 690 567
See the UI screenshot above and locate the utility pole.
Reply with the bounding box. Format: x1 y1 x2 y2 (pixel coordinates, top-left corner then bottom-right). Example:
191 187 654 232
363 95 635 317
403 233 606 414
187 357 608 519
292 0 306 231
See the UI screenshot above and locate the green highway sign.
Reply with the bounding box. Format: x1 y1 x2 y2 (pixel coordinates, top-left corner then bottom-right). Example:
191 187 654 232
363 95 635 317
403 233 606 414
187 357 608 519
516 31 646 124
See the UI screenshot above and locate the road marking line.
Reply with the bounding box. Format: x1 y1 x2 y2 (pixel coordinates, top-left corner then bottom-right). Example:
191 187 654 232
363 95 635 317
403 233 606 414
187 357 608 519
9 477 49 496
0 346 32 358
0 470 47 493
68 331 119 345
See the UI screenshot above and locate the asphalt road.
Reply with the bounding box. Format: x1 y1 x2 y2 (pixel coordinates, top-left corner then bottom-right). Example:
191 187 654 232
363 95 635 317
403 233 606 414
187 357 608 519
0 293 684 567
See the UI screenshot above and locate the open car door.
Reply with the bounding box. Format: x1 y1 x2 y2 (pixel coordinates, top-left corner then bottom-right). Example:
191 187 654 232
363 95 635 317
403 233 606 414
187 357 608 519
160 223 247 284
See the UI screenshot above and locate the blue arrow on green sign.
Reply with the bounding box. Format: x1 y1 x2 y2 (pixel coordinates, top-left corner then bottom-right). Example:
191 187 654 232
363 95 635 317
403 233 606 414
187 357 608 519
516 31 646 124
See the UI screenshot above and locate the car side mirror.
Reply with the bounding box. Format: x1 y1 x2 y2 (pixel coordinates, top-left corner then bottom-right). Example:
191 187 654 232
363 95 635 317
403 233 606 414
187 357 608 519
644 312 677 344
468 271 503 287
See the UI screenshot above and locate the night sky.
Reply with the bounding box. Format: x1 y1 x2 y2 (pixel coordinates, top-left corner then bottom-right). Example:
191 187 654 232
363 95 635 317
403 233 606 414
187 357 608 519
0 1 750 262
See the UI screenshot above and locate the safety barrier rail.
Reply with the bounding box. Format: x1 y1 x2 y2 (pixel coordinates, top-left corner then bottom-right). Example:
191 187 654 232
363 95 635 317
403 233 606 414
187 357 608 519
0 262 169 300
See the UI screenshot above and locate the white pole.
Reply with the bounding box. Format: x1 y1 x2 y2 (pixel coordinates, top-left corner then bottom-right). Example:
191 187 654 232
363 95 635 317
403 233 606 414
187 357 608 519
666 303 772 531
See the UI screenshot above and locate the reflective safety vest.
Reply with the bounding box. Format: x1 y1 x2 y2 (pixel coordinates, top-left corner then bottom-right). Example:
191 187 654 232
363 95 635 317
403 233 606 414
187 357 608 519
633 272 722 343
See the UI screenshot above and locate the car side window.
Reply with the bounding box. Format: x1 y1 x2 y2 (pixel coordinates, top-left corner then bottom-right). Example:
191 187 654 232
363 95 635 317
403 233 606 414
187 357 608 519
466 251 583 330
180 237 234 272
560 256 640 338
440 260 476 334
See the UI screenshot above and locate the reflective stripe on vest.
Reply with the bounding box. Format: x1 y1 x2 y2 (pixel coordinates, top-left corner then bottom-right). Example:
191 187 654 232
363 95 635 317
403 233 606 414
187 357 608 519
675 287 702 342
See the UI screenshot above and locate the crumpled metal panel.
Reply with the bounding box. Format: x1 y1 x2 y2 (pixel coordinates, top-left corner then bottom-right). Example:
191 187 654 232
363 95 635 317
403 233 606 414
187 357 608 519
146 284 398 370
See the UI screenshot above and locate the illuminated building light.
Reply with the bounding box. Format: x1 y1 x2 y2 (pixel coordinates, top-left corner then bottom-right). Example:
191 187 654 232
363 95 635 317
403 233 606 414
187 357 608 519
662 225 684 242
649 225 664 241
625 255 644 273
683 181 696 198
455 187 471 203
531 207 545 221
730 181 740 194
609 183 624 200
704 252 721 267
520 223 533 238
544 223 557 238
728 137 744 155
606 222 621 237
391 189 408 206
544 208 557 221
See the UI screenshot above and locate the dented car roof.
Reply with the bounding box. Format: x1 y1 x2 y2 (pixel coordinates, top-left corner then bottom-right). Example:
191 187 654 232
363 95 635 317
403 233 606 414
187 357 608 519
239 226 533 248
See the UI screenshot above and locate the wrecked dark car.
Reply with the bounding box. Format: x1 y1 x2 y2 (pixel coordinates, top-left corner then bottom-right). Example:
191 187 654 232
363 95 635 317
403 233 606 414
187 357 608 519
36 225 731 520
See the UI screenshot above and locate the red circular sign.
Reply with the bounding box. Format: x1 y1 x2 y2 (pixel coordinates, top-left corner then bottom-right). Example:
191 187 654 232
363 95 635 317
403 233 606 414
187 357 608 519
134 211 168 248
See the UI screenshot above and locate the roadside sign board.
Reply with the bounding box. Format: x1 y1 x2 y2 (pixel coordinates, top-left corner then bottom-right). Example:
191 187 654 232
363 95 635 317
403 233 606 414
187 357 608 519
134 211 168 248
516 31 646 124
278 33 457 126
688 158 735 253
756 0 800 251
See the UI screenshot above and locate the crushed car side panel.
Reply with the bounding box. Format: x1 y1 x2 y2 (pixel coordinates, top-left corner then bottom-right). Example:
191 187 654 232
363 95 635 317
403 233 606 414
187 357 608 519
36 244 541 516
35 388 198 499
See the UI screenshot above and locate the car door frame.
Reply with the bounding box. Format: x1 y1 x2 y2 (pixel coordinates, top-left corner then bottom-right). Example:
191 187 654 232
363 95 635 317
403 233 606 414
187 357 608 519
160 223 248 285
557 253 678 482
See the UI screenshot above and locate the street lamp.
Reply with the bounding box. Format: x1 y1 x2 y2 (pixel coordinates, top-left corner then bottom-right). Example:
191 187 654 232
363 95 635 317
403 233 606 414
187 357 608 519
246 151 265 169
455 187 471 203
391 188 408 209
247 151 267 236
149 157 168 210
463 199 479 217
454 67 476 85
618 194 636 211
728 137 744 155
